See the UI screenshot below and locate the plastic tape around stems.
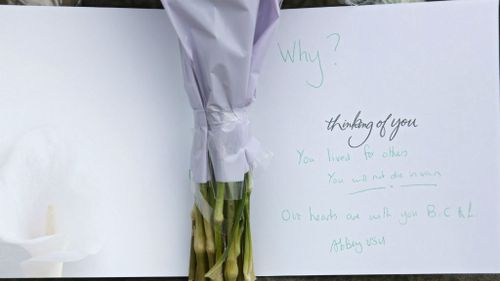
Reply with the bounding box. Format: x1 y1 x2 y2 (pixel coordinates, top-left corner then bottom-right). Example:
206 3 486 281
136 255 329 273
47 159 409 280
190 174 246 221
193 107 249 129
224 181 244 200
191 180 214 221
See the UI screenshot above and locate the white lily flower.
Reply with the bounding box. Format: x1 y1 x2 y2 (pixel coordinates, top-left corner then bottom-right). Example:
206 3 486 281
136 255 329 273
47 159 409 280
0 128 103 277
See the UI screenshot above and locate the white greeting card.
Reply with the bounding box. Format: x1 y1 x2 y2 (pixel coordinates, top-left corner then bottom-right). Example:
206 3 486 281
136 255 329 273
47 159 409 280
0 0 498 277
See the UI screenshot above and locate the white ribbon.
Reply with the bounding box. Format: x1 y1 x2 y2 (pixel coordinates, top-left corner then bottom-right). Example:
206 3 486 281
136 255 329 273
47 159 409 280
191 106 268 183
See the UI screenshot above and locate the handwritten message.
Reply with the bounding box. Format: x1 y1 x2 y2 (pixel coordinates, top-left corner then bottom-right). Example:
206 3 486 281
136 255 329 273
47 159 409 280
296 144 441 194
277 32 341 88
280 200 474 255
253 0 500 274
286 142 478 255
283 132 481 256
325 111 418 148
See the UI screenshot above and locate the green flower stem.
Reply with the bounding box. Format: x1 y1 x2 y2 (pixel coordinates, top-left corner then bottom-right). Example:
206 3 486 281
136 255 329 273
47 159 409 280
242 173 255 281
189 208 197 281
194 206 207 281
200 184 216 268
226 199 235 244
214 182 225 260
214 182 226 233
208 182 226 281
197 173 254 281
225 216 242 281
206 179 247 281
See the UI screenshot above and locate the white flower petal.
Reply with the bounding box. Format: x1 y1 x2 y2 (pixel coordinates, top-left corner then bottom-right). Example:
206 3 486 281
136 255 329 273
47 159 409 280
0 128 103 265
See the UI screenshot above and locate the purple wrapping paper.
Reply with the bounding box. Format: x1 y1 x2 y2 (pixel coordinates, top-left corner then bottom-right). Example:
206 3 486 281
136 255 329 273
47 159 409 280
162 0 281 183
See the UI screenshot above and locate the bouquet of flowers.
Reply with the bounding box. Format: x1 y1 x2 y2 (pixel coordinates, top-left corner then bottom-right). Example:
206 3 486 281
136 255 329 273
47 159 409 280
161 1 281 280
